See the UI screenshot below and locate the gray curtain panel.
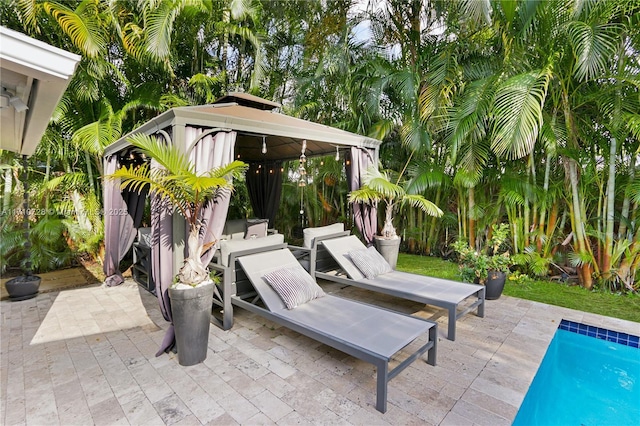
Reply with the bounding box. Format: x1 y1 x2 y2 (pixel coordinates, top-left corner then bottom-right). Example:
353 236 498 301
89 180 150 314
152 193 176 355
187 128 237 266
102 154 139 287
346 147 378 245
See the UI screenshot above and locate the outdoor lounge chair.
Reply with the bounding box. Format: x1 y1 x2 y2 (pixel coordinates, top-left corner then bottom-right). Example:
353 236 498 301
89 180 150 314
235 247 437 413
287 223 351 276
316 235 485 341
208 233 286 330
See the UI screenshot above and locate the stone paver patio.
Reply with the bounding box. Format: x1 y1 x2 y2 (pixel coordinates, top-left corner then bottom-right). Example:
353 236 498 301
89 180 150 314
2 279 638 425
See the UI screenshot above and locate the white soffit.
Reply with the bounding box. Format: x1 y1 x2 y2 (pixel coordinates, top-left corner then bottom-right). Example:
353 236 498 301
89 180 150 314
0 26 80 156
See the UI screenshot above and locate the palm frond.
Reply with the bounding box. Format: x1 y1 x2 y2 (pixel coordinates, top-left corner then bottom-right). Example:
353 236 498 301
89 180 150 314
44 0 106 58
401 194 443 217
567 21 622 82
348 187 384 205
362 168 404 199
459 0 492 26
568 250 595 267
491 68 551 159
144 0 182 60
14 0 40 32
127 133 192 175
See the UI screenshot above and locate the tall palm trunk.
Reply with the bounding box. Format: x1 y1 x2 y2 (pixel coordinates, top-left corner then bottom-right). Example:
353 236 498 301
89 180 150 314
426 185 442 254
468 186 476 249
563 88 593 288
602 137 617 276
538 151 552 252
618 160 636 239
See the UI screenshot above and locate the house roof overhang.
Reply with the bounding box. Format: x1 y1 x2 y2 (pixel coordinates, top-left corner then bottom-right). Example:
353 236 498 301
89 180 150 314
104 96 381 162
0 26 81 156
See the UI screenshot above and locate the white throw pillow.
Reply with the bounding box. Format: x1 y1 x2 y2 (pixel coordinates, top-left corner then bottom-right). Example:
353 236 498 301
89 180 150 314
263 265 325 309
348 246 392 279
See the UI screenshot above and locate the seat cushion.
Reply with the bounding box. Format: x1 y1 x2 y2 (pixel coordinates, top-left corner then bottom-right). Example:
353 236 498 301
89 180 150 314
263 265 325 309
219 233 285 266
303 223 344 248
348 246 392 279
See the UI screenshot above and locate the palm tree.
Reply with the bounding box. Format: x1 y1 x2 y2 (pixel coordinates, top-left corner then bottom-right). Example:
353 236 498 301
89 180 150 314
108 133 247 286
348 166 443 239
437 0 640 288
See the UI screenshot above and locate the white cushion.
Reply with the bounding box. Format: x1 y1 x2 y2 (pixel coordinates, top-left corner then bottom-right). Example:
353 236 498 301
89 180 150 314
219 233 284 267
303 223 344 248
348 246 392 279
220 232 245 241
263 265 325 309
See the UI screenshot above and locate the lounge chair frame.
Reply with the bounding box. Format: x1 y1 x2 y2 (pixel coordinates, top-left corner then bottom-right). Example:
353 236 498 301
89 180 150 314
316 236 485 341
234 248 437 413
288 230 351 276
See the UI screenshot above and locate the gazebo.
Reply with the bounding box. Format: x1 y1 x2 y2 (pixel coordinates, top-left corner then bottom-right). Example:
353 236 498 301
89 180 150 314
102 93 382 351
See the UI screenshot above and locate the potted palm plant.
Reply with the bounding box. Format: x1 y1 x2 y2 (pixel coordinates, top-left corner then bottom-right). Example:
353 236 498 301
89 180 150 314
348 166 443 268
453 223 512 299
108 133 246 366
4 155 41 301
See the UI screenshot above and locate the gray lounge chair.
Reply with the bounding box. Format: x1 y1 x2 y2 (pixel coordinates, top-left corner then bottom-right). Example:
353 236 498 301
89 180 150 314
235 248 437 413
316 235 485 341
208 234 286 330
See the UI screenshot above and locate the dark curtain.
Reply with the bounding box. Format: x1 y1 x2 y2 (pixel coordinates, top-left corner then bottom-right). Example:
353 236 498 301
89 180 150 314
346 147 377 245
102 154 148 287
246 161 283 228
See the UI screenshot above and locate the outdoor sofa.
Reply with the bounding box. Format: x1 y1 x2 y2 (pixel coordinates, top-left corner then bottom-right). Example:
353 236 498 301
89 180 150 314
316 235 486 341
234 247 437 413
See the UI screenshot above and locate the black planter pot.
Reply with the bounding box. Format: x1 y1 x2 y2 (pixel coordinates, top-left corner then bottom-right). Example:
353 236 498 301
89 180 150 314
169 281 214 366
5 275 41 301
485 270 506 300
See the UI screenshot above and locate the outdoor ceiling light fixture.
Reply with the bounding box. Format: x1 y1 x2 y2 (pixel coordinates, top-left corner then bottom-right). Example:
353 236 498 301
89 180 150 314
335 146 339 161
10 96 28 112
0 88 28 112
261 135 267 154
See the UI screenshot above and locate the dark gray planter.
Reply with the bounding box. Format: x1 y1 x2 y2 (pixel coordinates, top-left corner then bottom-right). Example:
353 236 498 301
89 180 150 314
169 280 214 366
374 236 401 269
485 270 506 300
5 275 41 301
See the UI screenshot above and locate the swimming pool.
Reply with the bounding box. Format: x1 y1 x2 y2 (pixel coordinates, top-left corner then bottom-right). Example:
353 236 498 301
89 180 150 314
513 320 640 426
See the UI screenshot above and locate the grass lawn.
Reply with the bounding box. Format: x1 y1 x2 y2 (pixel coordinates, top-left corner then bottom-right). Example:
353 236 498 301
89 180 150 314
397 253 640 324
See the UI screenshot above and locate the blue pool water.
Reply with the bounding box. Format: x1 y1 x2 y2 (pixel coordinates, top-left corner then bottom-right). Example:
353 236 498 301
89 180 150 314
513 321 640 426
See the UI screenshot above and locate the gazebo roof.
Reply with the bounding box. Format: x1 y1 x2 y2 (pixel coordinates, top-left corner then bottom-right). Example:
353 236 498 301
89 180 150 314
104 93 381 162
